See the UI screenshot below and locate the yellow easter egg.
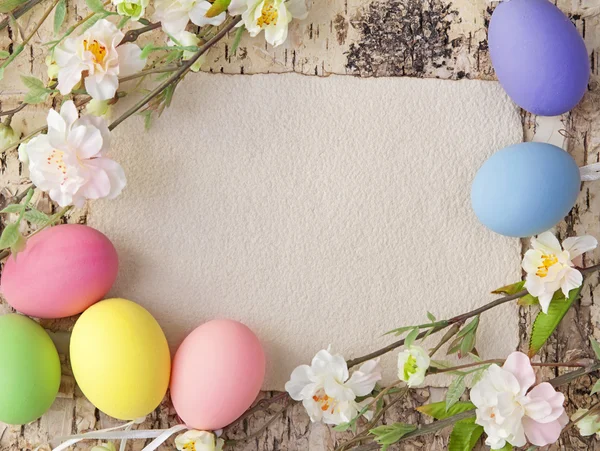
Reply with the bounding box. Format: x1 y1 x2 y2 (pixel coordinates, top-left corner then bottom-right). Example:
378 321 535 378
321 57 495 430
70 298 170 420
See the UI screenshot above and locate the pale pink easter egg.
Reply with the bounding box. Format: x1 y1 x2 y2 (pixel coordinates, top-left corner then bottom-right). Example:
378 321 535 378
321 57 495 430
0 224 118 318
170 319 266 430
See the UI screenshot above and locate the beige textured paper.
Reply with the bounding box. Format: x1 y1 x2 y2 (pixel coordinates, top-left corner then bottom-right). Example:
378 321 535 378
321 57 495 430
89 74 523 389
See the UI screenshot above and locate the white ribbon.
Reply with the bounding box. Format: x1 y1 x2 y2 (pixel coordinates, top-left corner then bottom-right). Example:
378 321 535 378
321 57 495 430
51 417 188 451
580 163 600 181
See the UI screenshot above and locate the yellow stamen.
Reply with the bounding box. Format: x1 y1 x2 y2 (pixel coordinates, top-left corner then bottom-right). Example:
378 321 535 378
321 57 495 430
536 253 558 278
257 0 278 28
182 442 196 451
83 39 107 64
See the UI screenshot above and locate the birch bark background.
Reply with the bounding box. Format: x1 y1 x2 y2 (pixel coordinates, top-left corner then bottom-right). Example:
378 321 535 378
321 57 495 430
1 0 600 449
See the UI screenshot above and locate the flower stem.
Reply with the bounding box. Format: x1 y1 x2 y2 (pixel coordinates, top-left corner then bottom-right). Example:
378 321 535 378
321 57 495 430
118 22 161 45
428 359 587 375
108 16 241 131
118 65 181 83
0 0 44 31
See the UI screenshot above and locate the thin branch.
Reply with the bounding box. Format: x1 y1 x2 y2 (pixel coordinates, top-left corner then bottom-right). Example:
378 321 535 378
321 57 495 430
108 16 241 131
0 0 43 31
0 103 27 117
119 22 161 45
225 405 288 446
119 65 181 83
429 359 587 375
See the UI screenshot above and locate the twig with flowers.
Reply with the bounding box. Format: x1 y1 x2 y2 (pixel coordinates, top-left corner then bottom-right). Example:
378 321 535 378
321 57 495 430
2 1 600 451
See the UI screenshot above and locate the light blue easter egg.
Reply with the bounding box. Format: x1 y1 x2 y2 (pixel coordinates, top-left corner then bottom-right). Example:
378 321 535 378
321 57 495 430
471 142 581 237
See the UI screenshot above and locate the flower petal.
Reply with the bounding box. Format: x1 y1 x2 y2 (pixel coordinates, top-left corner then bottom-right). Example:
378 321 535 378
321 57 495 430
57 61 86 96
345 359 382 396
560 267 583 297
522 417 564 447
285 364 315 400
116 43 147 77
525 382 565 423
68 125 103 159
190 1 226 26
85 74 118 101
502 352 535 395
538 291 554 314
532 231 563 255
84 157 126 200
563 235 598 260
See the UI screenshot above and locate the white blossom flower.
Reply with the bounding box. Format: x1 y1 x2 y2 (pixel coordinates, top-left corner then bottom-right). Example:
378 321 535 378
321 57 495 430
168 31 205 72
175 430 224 451
522 231 597 313
285 348 382 425
112 0 149 20
153 0 238 34
470 352 568 449
55 19 146 100
18 101 126 208
572 408 600 437
243 0 308 47
397 345 430 387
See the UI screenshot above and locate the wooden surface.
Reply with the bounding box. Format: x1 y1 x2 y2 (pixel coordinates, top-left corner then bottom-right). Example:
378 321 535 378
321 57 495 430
1 0 600 449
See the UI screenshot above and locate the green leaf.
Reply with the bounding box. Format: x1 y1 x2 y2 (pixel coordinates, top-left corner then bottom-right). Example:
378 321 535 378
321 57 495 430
0 0 27 13
417 401 475 420
24 210 50 225
206 0 230 17
117 15 130 29
21 75 51 104
231 24 245 55
457 316 479 338
54 0 66 35
404 327 419 348
427 311 436 322
0 223 20 249
445 376 466 411
0 204 24 214
591 337 600 360
332 422 350 432
21 75 46 91
385 325 418 336
591 379 600 395
370 423 417 447
10 231 27 258
140 44 154 60
492 280 525 295
529 287 581 357
518 294 539 306
0 67 4 81
459 331 476 358
0 50 9 59
85 0 105 13
448 418 484 451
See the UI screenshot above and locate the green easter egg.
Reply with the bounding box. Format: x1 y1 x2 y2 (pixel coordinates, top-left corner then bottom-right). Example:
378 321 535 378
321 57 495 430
0 314 61 424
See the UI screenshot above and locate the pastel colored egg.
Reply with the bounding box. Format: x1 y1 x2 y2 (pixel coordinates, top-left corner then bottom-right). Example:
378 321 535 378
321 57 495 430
489 0 589 116
0 314 61 425
70 298 170 420
0 224 118 318
471 142 580 237
170 319 266 430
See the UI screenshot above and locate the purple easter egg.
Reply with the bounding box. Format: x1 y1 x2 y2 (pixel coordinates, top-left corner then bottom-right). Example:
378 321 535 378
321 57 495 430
489 0 589 116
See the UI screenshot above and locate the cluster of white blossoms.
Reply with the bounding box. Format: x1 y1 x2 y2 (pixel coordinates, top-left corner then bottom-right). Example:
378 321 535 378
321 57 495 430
15 0 309 208
154 0 309 47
